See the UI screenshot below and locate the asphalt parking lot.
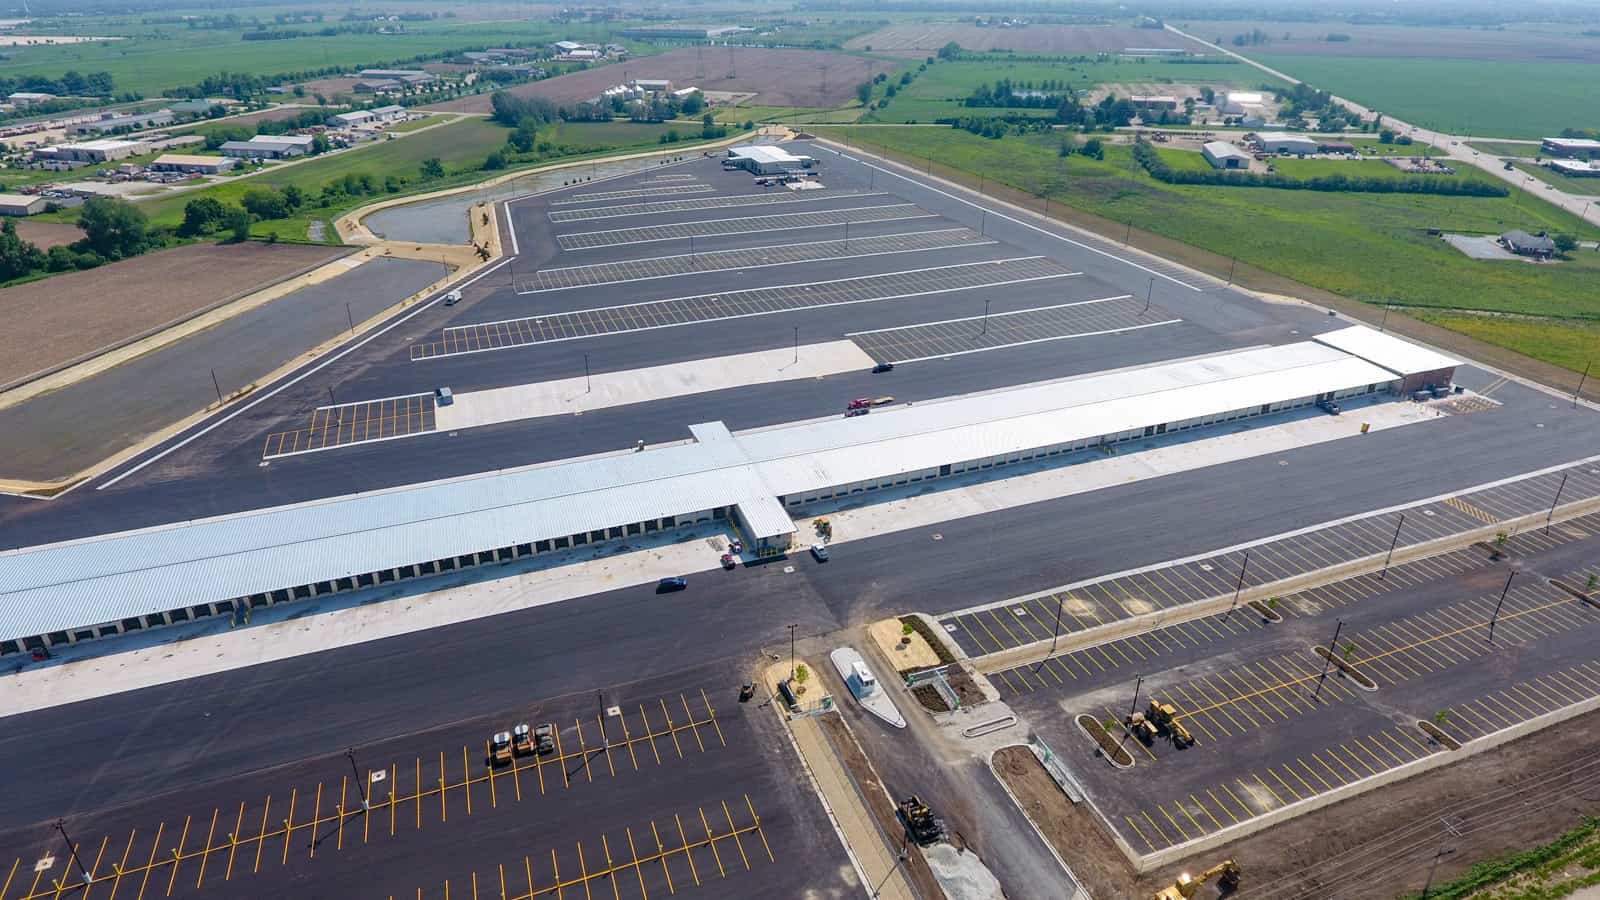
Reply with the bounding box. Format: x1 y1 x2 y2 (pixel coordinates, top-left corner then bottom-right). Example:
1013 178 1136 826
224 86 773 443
994 521 1600 858
0 663 845 900
940 461 1600 659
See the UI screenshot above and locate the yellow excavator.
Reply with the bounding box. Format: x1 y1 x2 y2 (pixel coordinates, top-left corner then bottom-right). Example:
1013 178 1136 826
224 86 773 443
1153 859 1240 899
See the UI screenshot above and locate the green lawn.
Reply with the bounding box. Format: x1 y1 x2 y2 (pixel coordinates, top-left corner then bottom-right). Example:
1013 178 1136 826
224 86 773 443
384 114 449 133
819 124 1600 370
1468 141 1544 159
864 57 1279 124
1267 157 1432 180
1251 54 1600 140
116 117 716 241
1153 147 1216 173
1511 161 1600 193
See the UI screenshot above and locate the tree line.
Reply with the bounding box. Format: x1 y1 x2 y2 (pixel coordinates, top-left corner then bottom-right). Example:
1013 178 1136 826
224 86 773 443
1132 139 1510 196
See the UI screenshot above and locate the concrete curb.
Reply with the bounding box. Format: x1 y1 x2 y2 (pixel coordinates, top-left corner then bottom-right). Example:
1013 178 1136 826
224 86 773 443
1128 688 1600 873
972 492 1600 675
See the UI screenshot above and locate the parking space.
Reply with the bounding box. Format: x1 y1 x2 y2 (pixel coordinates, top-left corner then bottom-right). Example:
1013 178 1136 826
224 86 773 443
847 295 1179 364
262 394 437 459
940 461 1600 659
551 183 714 205
555 203 931 250
519 227 994 292
413 257 1076 360
0 669 837 900
548 189 881 223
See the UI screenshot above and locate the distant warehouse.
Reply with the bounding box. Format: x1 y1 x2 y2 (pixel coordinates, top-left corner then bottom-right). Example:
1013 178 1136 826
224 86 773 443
0 326 1461 656
0 195 48 216
1540 137 1600 158
725 144 814 175
219 134 315 159
1202 141 1251 170
1255 132 1317 155
150 153 235 174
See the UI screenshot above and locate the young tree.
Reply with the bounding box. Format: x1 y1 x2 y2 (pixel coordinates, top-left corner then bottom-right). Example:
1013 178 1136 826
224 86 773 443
507 120 537 153
1081 137 1104 160
855 81 872 105
241 187 290 220
419 157 445 179
226 206 252 242
310 133 331 155
483 150 506 170
1553 233 1578 255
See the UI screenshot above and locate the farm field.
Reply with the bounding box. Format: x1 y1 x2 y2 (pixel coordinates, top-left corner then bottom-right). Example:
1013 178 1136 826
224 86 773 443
818 124 1600 370
1249 54 1600 139
0 20 591 98
845 23 1206 55
425 46 901 114
0 241 345 385
864 56 1276 123
1192 21 1600 63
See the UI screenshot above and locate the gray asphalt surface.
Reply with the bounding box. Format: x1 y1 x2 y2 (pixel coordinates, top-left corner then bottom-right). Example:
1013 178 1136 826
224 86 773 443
0 258 442 483
998 520 1600 857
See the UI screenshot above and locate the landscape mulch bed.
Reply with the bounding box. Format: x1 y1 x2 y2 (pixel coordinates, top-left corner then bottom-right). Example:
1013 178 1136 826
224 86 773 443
996 701 1600 898
425 47 901 113
0 241 346 387
1312 645 1379 690
1419 720 1463 751
1247 599 1284 623
815 712 944 900
1075 714 1134 767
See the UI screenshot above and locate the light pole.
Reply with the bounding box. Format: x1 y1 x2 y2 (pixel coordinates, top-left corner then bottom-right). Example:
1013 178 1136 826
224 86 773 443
346 749 369 812
1575 361 1591 408
1546 472 1569 535
1312 619 1344 701
1487 571 1515 643
1380 513 1405 579
1228 552 1251 613
54 820 92 887
1143 277 1153 315
788 623 797 681
1129 675 1144 716
1048 592 1066 656
980 297 991 336
793 326 799 364
1379 304 1391 333
583 353 592 393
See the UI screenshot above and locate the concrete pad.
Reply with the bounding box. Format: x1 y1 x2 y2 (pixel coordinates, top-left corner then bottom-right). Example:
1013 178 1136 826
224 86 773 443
435 340 875 430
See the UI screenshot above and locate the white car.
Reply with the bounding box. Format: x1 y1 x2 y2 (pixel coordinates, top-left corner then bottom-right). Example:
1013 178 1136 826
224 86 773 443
442 289 463 306
810 544 830 562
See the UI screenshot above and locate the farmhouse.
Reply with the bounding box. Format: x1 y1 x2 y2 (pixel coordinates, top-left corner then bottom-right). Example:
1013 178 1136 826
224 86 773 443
1540 137 1600 158
1202 141 1251 170
1499 230 1557 258
1256 132 1317 155
150 153 235 174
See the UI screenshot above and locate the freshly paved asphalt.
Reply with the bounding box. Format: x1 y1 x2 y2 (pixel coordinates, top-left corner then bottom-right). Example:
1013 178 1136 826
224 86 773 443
4 147 1600 897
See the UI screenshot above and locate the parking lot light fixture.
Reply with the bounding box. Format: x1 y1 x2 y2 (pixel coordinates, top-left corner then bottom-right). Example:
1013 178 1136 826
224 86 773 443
346 749 369 812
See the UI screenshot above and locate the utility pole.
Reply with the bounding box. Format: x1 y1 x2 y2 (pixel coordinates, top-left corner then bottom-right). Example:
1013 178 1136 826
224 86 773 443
1312 619 1344 701
1420 817 1463 899
346 748 369 811
1228 552 1250 613
1379 303 1391 333
1226 256 1237 285
1124 221 1132 245
787 623 797 681
1487 570 1515 643
1380 513 1405 579
54 820 92 887
1546 472 1569 535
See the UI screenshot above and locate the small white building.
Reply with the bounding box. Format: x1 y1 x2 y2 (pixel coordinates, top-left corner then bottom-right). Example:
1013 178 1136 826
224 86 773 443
1256 132 1317 155
1202 141 1251 170
7 91 54 106
726 144 814 175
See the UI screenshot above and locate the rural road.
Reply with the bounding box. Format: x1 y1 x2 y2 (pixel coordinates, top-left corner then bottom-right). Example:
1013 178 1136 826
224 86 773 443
1165 24 1600 229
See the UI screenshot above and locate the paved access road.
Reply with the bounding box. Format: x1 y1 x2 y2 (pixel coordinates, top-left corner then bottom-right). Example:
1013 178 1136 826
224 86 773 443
997 519 1600 859
0 661 851 900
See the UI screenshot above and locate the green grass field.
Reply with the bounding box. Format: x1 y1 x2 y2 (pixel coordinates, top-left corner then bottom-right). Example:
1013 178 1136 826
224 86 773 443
1267 157 1433 180
1251 54 1600 140
1511 160 1600 193
820 125 1600 370
1467 141 1544 158
863 57 1279 124
1411 311 1600 376
115 117 701 241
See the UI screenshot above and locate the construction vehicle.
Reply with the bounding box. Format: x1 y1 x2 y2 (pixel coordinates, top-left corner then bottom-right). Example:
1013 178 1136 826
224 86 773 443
512 723 534 756
1143 700 1196 748
489 730 513 765
1125 710 1159 743
1153 859 1240 899
896 796 947 846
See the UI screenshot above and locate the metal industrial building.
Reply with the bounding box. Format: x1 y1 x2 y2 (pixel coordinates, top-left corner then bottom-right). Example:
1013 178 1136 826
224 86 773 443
725 144 814 175
0 327 1458 655
1203 141 1251 170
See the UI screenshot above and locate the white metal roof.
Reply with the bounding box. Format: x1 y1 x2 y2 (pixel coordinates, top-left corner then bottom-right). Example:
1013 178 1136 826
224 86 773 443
1313 325 1460 377
0 338 1403 642
1203 141 1250 159
728 144 807 164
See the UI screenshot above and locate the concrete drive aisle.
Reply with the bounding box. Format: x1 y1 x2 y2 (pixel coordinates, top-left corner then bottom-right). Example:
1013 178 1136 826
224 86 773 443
788 714 916 900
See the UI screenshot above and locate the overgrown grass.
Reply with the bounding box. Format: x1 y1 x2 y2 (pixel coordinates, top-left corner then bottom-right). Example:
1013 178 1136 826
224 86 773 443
818 124 1600 370
1411 312 1600 376
1397 818 1600 900
1251 54 1600 139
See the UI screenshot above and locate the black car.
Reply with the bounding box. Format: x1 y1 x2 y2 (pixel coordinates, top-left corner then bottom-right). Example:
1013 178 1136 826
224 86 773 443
656 576 687 592
872 362 895 374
